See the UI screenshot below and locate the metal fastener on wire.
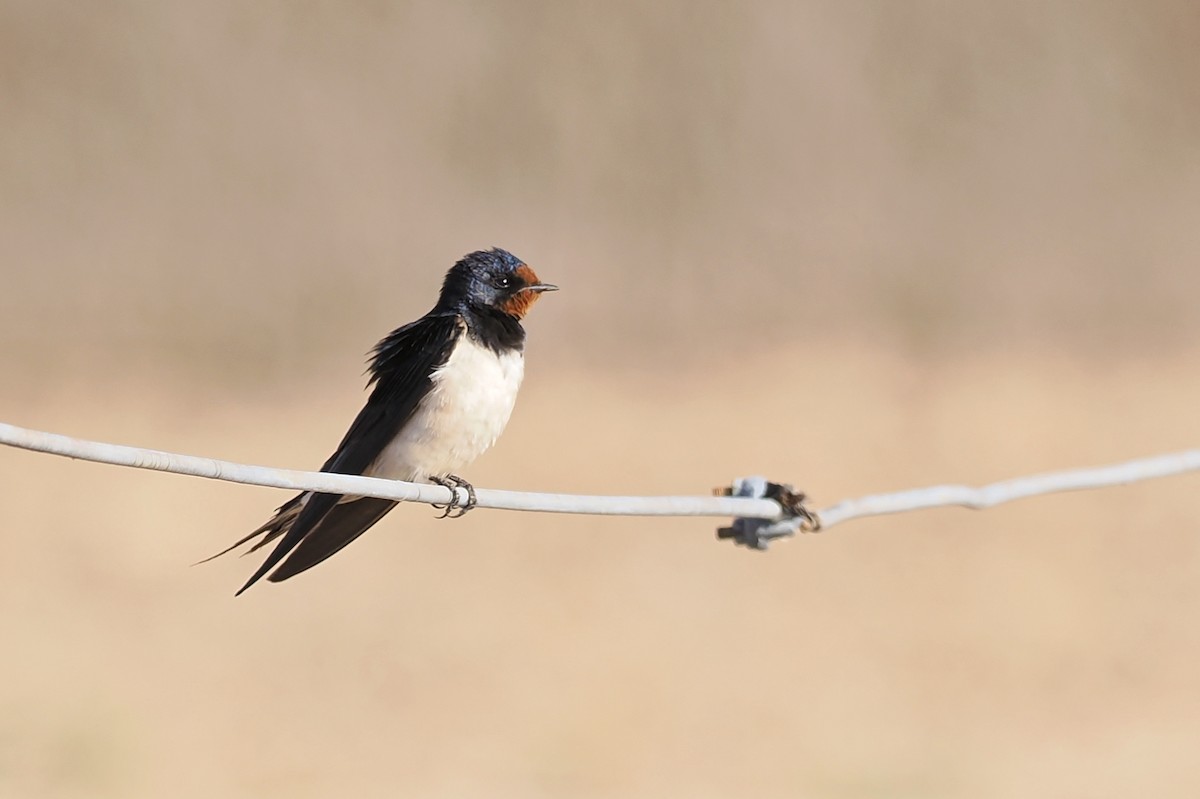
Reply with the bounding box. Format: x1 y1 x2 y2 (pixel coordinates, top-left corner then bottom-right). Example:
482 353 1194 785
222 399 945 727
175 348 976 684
715 476 820 550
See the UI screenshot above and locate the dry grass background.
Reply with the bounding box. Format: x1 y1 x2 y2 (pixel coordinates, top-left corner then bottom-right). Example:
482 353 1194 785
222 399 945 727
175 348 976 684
2 2 1200 797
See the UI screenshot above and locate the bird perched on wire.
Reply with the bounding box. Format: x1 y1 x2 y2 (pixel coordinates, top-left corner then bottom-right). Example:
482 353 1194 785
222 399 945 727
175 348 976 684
208 248 556 594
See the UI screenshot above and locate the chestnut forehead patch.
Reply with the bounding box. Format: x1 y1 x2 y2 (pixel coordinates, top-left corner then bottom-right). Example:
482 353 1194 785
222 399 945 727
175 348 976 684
514 263 540 286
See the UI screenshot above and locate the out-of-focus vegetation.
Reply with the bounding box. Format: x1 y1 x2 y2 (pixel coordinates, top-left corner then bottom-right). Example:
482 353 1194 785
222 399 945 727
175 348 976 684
2 3 1199 797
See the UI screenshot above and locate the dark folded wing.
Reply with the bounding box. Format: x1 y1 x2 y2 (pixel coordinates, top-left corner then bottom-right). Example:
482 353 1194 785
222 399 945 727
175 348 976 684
265 497 399 583
233 312 462 594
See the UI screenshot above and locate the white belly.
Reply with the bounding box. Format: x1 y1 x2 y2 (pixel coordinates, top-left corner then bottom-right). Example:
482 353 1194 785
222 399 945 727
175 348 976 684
366 336 524 481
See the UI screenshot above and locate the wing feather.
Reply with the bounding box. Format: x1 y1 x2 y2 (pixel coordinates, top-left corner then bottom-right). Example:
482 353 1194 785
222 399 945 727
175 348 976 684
229 313 462 594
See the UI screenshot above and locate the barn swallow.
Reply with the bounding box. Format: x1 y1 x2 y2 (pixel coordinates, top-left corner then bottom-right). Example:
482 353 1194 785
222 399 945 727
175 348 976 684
210 248 556 594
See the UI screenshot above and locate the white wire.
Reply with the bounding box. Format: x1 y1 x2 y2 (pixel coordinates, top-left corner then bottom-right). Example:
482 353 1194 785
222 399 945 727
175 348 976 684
1 421 1197 533
0 422 783 519
816 449 1200 528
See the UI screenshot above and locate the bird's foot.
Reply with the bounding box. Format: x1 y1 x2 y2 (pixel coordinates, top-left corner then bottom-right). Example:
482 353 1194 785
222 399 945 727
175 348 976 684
429 474 477 519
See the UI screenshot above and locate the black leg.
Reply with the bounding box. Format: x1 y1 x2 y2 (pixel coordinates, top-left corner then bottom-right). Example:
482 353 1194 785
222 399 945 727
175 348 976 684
428 475 459 519
443 474 477 518
429 475 476 519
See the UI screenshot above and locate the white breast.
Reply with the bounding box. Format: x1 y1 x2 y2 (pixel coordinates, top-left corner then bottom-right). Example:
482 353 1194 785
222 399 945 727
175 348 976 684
366 335 524 481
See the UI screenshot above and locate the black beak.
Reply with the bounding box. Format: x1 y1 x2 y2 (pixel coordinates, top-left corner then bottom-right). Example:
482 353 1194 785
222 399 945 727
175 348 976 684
527 283 558 293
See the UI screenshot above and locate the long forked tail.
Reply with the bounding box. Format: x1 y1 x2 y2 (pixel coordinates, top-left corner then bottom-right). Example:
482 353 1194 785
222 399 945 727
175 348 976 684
202 491 402 594
232 493 399 594
195 494 305 565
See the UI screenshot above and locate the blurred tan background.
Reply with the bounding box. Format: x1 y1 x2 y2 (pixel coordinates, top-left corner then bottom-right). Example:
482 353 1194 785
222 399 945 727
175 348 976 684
2 2 1200 797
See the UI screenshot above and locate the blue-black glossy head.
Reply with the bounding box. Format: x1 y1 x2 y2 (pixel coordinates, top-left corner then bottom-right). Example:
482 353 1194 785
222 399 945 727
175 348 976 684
438 248 557 318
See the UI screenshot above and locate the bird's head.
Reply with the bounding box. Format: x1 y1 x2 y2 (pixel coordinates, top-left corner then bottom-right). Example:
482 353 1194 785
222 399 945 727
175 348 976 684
439 248 557 319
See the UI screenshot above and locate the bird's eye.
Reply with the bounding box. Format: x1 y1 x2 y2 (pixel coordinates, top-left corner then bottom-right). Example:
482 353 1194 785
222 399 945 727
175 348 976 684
495 276 512 289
